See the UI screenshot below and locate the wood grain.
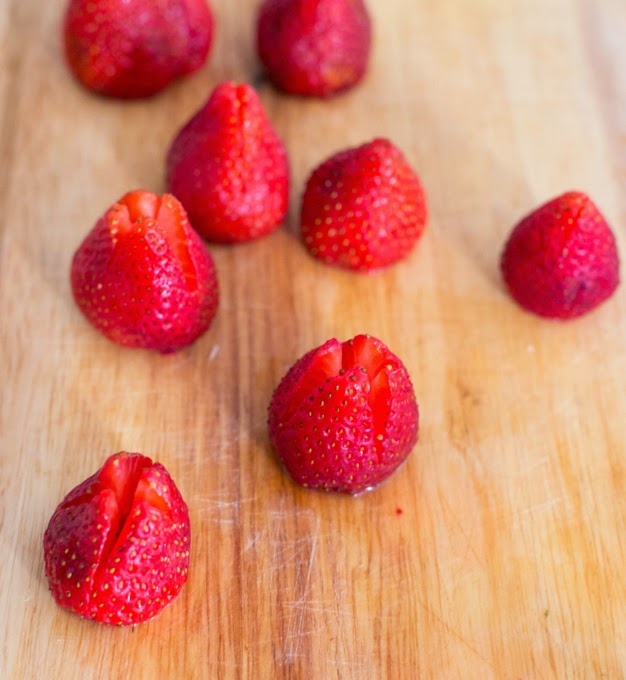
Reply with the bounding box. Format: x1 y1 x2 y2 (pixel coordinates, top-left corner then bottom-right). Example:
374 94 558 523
2 0 626 677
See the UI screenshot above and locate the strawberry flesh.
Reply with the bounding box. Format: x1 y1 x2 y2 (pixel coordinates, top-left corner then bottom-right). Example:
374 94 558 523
113 192 198 288
268 335 418 494
99 452 152 526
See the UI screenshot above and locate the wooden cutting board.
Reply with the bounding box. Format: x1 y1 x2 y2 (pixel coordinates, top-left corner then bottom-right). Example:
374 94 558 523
2 0 626 677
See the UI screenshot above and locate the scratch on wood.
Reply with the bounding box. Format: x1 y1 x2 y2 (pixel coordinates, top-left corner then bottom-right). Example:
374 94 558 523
195 496 256 509
510 497 564 529
419 597 494 669
270 535 327 570
244 530 266 553
283 517 320 661
440 492 484 567
282 600 352 617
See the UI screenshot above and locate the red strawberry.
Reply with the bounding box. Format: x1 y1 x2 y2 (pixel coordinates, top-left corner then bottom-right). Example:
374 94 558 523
71 190 219 353
63 0 214 99
43 452 190 626
166 81 289 243
300 138 427 272
268 334 419 494
501 191 620 319
256 0 372 98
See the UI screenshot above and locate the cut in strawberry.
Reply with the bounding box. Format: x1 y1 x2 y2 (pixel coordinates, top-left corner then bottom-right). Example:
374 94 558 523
114 191 199 287
98 452 152 522
268 335 419 494
71 190 219 353
43 452 190 626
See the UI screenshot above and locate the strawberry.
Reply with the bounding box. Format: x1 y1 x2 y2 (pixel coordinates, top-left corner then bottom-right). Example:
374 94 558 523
300 138 427 272
71 190 219 353
256 0 372 98
63 0 214 99
268 334 419 494
43 452 190 626
501 191 620 319
166 81 289 243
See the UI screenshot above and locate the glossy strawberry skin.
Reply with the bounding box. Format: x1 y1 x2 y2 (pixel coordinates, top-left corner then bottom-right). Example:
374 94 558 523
301 138 427 272
268 335 419 494
257 0 371 98
43 452 190 626
166 82 289 244
71 190 219 353
63 0 214 99
501 191 620 319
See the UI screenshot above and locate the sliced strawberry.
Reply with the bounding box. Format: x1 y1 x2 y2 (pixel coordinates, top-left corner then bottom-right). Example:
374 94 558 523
43 452 191 626
271 339 343 426
71 190 219 353
112 192 199 288
268 335 419 494
98 452 152 521
341 334 390 379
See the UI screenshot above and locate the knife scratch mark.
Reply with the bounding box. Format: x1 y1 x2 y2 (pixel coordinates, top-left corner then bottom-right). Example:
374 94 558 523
440 492 484 567
283 518 320 661
283 600 352 617
244 530 266 553
510 496 564 528
419 597 493 668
